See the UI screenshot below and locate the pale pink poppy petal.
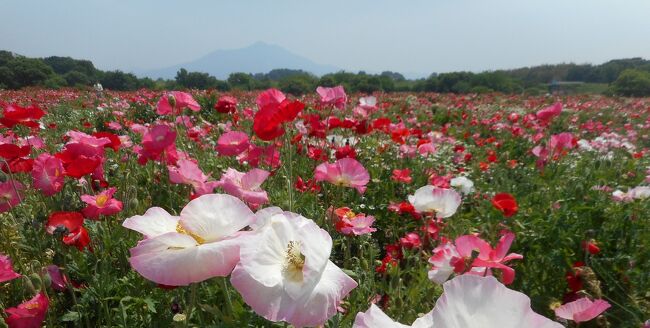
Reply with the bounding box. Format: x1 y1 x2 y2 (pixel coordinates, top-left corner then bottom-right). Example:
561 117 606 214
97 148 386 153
429 275 562 328
353 304 409 328
555 297 611 323
129 232 241 286
122 207 179 238
179 194 254 242
288 260 358 327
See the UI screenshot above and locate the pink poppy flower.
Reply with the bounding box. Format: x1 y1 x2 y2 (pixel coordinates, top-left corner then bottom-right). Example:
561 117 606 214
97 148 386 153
216 131 250 156
428 242 460 284
81 187 123 219
0 254 20 283
256 88 286 109
217 168 270 205
237 144 281 168
45 265 67 291
31 153 65 196
4 292 49 328
214 95 238 113
156 91 201 115
122 194 254 286
400 232 422 249
554 297 611 323
455 232 523 285
230 209 357 327
168 159 219 197
332 208 377 236
317 86 347 109
138 124 177 164
0 180 24 213
314 158 370 194
408 185 461 218
536 102 562 124
64 131 111 157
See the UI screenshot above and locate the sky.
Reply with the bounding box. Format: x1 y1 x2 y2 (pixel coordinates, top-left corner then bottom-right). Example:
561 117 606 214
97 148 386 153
1 0 649 77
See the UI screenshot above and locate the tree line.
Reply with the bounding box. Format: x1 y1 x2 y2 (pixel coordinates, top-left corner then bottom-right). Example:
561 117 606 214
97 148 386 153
1 50 649 96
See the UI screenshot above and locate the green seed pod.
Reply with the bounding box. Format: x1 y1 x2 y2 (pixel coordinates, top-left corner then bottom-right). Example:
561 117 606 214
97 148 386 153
28 273 43 291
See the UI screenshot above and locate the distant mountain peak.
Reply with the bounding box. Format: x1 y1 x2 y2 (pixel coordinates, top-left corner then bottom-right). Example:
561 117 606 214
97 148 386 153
137 42 339 79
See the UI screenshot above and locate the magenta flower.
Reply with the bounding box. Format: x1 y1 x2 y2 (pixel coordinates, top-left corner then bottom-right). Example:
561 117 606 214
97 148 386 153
554 297 611 323
216 131 250 156
536 102 562 123
314 158 370 194
455 232 523 285
4 292 49 328
168 159 219 197
340 215 377 236
317 85 347 109
80 187 123 219
256 88 286 109
0 254 20 283
217 168 270 205
123 194 254 286
31 153 65 196
0 180 24 213
156 91 201 115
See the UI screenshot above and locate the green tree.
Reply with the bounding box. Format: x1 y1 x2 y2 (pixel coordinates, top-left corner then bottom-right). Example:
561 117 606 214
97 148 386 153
227 72 255 90
5 57 54 89
63 70 91 87
100 70 138 91
612 69 650 97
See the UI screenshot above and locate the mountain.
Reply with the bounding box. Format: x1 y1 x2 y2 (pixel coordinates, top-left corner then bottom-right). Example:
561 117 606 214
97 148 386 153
136 42 340 79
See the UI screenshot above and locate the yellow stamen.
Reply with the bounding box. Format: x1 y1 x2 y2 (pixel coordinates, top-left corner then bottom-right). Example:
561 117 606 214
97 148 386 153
176 223 205 244
96 194 109 207
283 240 305 282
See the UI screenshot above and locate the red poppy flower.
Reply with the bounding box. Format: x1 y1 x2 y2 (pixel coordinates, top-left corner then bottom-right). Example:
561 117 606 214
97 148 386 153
63 155 100 179
92 132 121 151
0 104 45 128
2 158 34 173
214 95 238 113
0 144 31 159
4 292 49 328
46 211 84 234
492 193 518 217
334 145 357 160
62 226 92 251
582 240 601 255
253 99 304 141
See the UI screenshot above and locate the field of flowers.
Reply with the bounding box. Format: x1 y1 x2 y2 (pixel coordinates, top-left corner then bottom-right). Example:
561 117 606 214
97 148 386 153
0 87 648 327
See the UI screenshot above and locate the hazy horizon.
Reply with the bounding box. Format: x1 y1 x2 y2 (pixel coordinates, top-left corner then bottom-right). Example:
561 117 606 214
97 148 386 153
2 0 650 77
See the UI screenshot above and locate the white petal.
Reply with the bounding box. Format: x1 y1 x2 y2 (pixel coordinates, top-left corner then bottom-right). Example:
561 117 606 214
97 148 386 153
129 232 242 286
122 207 178 238
353 304 409 328
180 193 254 242
429 275 562 328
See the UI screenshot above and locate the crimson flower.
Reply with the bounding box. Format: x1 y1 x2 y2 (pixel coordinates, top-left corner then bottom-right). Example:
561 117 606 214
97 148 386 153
492 193 518 217
4 292 49 328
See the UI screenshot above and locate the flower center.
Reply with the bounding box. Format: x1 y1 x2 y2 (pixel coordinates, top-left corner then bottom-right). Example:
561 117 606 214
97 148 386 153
283 240 305 282
95 194 109 207
335 176 350 186
176 223 205 244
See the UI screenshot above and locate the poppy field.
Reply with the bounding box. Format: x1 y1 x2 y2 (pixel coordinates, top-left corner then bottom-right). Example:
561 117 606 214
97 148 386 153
0 87 648 327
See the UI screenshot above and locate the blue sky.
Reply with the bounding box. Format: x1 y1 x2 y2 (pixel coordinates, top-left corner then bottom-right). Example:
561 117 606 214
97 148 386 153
1 0 649 76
